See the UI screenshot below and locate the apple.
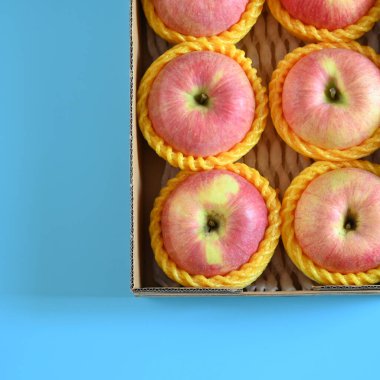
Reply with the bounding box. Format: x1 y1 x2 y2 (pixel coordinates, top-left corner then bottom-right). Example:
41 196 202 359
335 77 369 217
280 0 375 30
282 48 380 150
153 0 249 37
148 50 255 157
161 170 268 277
295 167 380 274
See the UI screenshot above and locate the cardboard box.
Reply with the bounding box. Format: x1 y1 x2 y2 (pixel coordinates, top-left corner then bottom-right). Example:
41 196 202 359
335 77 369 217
130 0 380 296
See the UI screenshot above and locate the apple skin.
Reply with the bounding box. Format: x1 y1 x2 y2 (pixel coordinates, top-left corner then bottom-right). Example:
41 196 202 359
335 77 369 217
153 0 249 37
148 51 255 157
161 170 268 277
295 168 380 274
280 0 375 30
282 48 380 150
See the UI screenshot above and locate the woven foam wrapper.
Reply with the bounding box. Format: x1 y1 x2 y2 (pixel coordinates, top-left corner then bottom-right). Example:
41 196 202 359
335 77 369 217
282 160 380 286
267 0 380 43
137 40 268 171
270 41 380 161
141 0 265 45
150 164 281 289
142 7 380 292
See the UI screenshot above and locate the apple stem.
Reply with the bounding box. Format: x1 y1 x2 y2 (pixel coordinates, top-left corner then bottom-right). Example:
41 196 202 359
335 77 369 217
345 222 353 231
329 87 337 100
194 93 209 106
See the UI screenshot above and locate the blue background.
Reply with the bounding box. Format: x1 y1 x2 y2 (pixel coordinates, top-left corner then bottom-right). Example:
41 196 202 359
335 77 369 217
0 1 378 379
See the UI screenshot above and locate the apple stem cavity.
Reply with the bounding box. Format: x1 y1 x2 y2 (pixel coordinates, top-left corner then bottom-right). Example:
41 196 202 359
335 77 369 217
194 92 209 107
325 80 342 103
206 216 219 233
344 211 357 232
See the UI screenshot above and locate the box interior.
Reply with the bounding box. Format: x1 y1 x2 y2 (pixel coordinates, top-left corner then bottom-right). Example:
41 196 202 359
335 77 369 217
131 0 380 296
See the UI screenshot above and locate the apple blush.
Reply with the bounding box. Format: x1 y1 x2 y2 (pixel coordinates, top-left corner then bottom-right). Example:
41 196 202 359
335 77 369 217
161 170 268 277
280 0 375 30
153 0 249 37
148 51 255 157
295 168 380 274
282 48 380 150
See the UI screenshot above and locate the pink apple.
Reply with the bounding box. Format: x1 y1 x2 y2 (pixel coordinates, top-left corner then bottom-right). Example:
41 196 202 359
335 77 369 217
282 48 380 150
153 0 249 37
295 168 380 274
161 170 268 277
148 51 255 157
280 0 375 30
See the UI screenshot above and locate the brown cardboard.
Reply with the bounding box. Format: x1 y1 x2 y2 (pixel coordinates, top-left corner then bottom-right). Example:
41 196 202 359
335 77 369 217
130 0 380 296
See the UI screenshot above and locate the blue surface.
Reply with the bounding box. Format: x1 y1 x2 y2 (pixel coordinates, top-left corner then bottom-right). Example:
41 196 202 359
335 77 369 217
0 0 130 297
0 1 379 379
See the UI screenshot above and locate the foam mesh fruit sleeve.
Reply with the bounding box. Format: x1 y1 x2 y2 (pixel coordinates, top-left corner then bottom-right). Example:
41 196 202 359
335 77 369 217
150 163 281 288
267 0 380 43
141 0 265 45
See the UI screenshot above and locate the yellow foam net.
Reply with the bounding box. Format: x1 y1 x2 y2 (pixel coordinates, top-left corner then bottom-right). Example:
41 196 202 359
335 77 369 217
269 41 380 161
282 160 380 285
150 163 281 288
267 0 380 43
137 40 268 171
141 0 265 45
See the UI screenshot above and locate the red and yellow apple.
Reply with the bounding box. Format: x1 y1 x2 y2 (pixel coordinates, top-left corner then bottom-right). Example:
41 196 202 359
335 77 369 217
148 50 255 157
280 0 375 30
295 168 380 274
282 48 380 150
161 170 268 277
153 0 249 37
